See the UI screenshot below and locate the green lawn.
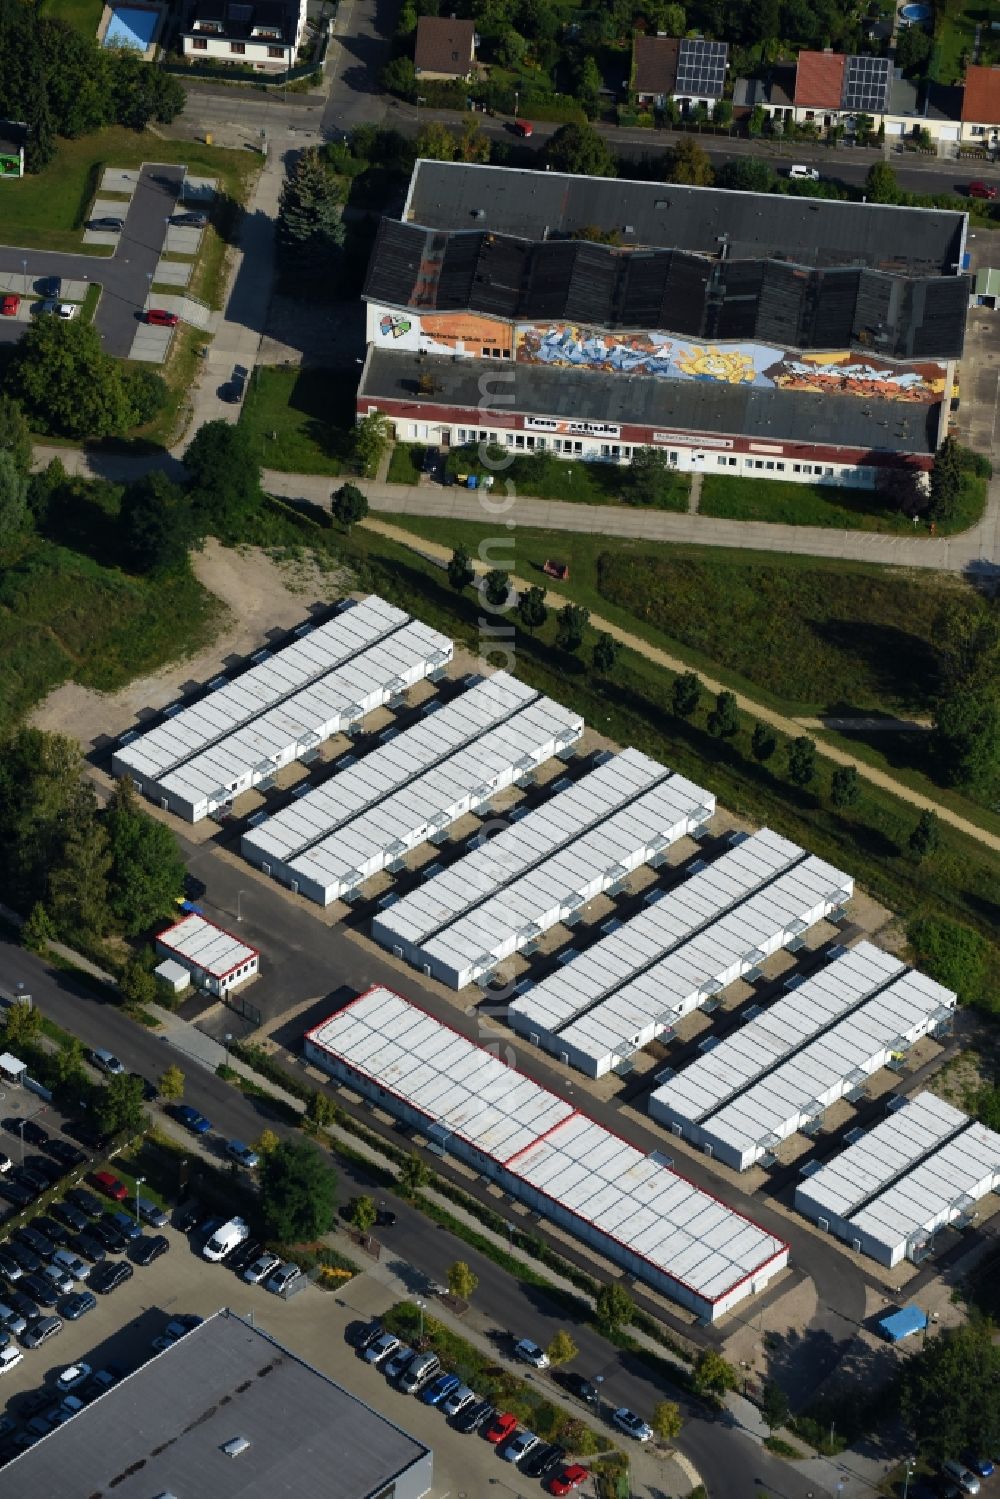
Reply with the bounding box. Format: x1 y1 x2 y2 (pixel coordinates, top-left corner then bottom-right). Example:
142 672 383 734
2 128 258 252
444 444 690 510
41 0 104 36
936 0 991 83
0 526 224 736
386 441 424 484
240 366 359 475
699 473 987 536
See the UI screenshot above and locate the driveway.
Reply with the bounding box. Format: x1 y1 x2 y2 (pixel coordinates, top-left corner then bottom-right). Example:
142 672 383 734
0 164 184 358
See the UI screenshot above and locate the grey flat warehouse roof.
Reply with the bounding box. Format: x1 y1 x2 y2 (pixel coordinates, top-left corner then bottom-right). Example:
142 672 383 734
361 347 939 455
0 1310 429 1499
404 161 966 273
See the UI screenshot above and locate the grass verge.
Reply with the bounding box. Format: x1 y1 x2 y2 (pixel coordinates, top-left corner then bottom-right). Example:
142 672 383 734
699 472 987 536
240 366 359 475
444 443 690 510
386 442 424 485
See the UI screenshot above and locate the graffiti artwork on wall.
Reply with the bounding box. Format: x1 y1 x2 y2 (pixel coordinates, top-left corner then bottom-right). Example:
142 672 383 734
374 307 512 356
380 312 413 340
514 324 946 403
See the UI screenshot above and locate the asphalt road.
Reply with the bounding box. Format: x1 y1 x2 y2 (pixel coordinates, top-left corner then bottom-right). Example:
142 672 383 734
0 931 831 1498
0 164 183 357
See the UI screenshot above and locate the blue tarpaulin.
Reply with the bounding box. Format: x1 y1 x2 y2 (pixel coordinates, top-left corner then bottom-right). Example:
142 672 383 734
878 1304 928 1343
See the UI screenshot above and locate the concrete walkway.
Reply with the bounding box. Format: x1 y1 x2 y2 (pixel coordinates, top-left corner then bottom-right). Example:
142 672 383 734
364 517 1000 855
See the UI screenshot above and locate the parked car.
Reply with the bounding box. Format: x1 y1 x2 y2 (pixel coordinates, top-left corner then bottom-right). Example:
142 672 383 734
39 301 78 319
964 1457 995 1479
14 1169 50 1197
89 1260 133 1294
0 1347 22 1377
16 1225 55 1260
0 1182 33 1210
612 1408 653 1442
355 1319 384 1352
363 1333 400 1366
89 1049 125 1076
130 1234 169 1266
383 1345 415 1381
7 1290 40 1323
172 1105 212 1136
0 1153 11 1173
420 1373 460 1406
134 1197 168 1229
48 1141 85 1169
501 1429 538 1464
51 1202 88 1235
58 1291 96 1321
375 1207 397 1228
69 1232 106 1264
264 1262 301 1296
455 1399 493 1434
243 1252 280 1286
440 1382 474 1417
108 1211 142 1242
226 1140 259 1169
398 1351 439 1393
51 1248 89 1282
88 216 125 231
0 1303 26 1337
37 277 60 298
41 1265 75 1297
0 295 19 317
92 1171 128 1202
225 364 248 404
20 1274 58 1306
789 164 819 181
2 1117 47 1148
34 1215 72 1246
66 1188 103 1218
0 1250 23 1282
173 1201 202 1233
941 1461 981 1495
522 1442 565 1479
171 210 208 227
969 181 998 200
514 1338 550 1369
553 1370 598 1404
223 1238 261 1273
485 1411 518 1445
57 1362 92 1391
203 1217 248 1263
145 308 178 327
8 1242 41 1274
22 1315 62 1348
512 119 534 136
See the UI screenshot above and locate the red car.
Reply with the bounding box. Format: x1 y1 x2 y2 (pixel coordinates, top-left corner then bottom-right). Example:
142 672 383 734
146 308 179 327
969 180 998 200
0 294 19 316
485 1411 517 1444
548 1464 590 1495
513 119 534 137
92 1170 128 1202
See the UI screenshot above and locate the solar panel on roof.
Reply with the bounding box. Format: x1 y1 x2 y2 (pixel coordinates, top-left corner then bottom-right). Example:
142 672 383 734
843 54 891 113
674 38 727 98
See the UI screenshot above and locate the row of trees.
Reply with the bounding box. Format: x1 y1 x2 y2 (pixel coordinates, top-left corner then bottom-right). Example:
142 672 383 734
0 0 184 170
7 318 167 442
930 593 1000 799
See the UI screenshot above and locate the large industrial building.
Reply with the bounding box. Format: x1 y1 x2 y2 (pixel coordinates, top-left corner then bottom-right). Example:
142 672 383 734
0 1309 433 1499
305 986 790 1322
357 160 970 487
795 1091 1000 1266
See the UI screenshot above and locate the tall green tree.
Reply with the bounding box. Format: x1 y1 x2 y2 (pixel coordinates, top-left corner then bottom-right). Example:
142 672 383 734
331 482 369 530
624 446 678 506
353 412 389 477
448 545 475 592
908 809 940 860
93 1072 146 1137
48 806 111 934
751 723 777 761
760 1381 790 1430
595 1281 634 1332
707 690 739 738
556 602 589 654
276 147 345 283
928 435 962 524
830 764 860 808
672 672 701 718
10 317 137 439
932 686 1000 795
398 1152 430 1196
483 569 511 607
864 161 901 203
592 631 620 675
546 122 616 177
717 156 775 192
415 120 457 161
447 1260 479 1300
120 471 194 574
259 1139 337 1241
901 1320 1000 1460
185 420 264 539
786 735 817 786
0 451 30 543
666 136 714 185
103 778 187 935
0 393 31 475
517 585 548 633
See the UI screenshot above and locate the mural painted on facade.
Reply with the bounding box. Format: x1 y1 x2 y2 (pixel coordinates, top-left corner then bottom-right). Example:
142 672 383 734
514 324 946 403
372 307 512 356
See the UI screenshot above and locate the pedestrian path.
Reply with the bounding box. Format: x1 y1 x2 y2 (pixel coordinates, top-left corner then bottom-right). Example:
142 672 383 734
363 517 1000 855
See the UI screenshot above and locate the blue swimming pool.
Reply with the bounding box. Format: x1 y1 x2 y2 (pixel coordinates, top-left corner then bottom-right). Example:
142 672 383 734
900 1 932 20
103 5 159 49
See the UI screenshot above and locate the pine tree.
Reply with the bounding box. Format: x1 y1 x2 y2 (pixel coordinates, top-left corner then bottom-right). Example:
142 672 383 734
276 149 345 285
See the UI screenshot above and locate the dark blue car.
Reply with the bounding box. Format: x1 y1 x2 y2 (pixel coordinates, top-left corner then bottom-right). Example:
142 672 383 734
172 1105 211 1136
420 1373 460 1406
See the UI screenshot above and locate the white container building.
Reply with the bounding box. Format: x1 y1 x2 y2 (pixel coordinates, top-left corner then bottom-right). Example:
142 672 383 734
112 596 407 808
154 914 260 997
371 748 679 966
141 619 452 823
650 955 956 1170
304 986 789 1322
794 1091 969 1244
241 672 539 877
508 830 853 1077
415 767 715 989
280 694 584 905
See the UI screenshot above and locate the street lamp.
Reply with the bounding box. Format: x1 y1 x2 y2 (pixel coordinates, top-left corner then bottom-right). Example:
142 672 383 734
416 1297 426 1342
21 259 26 297
902 1459 916 1499
15 1120 25 1167
224 1032 233 1066
134 1175 145 1229
237 890 250 922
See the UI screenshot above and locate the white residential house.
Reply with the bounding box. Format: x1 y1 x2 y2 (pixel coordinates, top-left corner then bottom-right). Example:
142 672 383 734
182 0 307 70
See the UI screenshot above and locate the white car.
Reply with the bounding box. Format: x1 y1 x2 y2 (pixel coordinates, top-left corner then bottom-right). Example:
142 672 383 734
56 1363 91 1392
514 1338 550 1369
613 1407 653 1442
43 1266 75 1296
0 1347 22 1376
789 164 819 181
242 1253 280 1286
441 1382 475 1416
501 1429 538 1464
264 1262 301 1296
364 1333 399 1365
40 301 79 320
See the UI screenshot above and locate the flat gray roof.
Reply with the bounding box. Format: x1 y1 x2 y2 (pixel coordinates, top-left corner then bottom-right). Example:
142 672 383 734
361 347 938 455
404 161 966 274
0 1310 429 1499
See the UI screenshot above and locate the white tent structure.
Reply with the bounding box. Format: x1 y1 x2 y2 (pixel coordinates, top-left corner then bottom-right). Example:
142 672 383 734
304 986 789 1322
508 829 852 1077
649 949 956 1170
796 1092 1000 1267
414 765 715 989
278 693 583 905
372 748 680 965
241 672 540 877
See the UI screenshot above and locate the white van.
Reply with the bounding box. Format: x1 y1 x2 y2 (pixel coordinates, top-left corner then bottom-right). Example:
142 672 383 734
789 164 819 181
202 1216 249 1263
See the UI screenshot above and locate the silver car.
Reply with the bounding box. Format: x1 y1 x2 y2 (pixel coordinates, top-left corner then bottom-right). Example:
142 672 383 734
364 1333 399 1366
242 1253 280 1286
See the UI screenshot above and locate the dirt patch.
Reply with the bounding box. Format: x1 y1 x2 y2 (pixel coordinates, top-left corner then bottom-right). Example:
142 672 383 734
29 541 354 752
